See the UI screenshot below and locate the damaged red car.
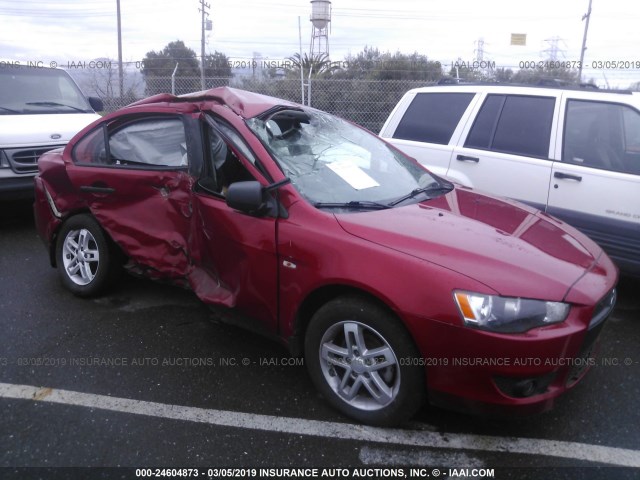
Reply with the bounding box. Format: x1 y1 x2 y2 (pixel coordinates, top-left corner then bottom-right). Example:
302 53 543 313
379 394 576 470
34 87 618 426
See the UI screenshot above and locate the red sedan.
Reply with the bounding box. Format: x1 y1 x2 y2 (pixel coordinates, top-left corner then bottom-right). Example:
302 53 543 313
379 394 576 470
34 87 618 426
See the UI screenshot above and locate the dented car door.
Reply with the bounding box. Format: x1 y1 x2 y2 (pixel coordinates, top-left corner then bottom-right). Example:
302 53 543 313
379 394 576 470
66 115 194 278
188 117 279 333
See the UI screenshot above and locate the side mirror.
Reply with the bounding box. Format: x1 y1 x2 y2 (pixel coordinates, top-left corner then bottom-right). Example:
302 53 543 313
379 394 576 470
88 96 104 112
225 178 291 216
226 181 265 214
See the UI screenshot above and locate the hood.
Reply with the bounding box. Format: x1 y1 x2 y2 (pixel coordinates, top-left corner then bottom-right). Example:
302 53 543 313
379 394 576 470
0 112 100 147
336 187 604 302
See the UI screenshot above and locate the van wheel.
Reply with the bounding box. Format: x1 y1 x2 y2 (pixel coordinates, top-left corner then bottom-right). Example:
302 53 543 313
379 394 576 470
304 296 425 426
55 214 121 297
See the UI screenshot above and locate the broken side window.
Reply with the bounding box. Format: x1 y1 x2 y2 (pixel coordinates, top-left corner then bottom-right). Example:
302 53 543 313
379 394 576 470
108 117 188 168
203 124 255 196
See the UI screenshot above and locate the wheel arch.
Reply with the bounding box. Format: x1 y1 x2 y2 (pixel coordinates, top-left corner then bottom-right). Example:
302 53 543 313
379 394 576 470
287 283 410 358
299 284 428 426
50 209 122 268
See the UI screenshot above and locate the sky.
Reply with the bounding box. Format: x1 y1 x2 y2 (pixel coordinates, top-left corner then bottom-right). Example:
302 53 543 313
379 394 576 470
0 0 638 87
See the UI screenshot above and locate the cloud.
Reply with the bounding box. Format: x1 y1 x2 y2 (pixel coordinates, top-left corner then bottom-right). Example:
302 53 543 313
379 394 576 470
0 0 638 87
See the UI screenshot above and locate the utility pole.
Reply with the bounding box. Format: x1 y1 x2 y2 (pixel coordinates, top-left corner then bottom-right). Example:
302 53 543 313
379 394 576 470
199 0 210 91
578 0 593 84
116 0 123 98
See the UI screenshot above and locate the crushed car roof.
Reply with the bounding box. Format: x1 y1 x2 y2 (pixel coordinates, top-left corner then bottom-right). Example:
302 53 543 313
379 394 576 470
127 86 300 118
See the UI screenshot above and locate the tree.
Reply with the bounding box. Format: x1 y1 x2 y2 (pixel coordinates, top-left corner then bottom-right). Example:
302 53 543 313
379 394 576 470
278 47 442 131
75 58 143 110
284 52 339 78
141 40 201 95
448 63 482 82
494 67 514 83
204 51 232 78
334 46 442 81
202 51 232 88
334 46 383 79
447 57 501 82
511 64 579 85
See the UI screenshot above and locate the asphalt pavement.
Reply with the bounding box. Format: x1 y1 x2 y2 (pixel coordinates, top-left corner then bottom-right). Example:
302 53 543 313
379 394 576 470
0 200 639 480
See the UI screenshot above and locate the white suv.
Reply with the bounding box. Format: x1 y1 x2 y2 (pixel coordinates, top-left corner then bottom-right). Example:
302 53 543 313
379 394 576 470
381 84 640 276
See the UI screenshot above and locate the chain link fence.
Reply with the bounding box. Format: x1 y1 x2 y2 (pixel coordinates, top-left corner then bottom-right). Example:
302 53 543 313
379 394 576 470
101 77 434 133
97 67 640 132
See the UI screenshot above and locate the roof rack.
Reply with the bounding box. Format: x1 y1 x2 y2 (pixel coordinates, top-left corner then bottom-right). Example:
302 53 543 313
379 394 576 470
434 77 632 94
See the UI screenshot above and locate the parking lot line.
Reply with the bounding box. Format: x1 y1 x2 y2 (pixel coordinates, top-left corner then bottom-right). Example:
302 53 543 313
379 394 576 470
359 446 485 467
1 381 639 467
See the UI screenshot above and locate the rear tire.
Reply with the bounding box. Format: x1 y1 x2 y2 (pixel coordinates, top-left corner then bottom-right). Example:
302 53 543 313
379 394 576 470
304 295 425 426
55 214 122 297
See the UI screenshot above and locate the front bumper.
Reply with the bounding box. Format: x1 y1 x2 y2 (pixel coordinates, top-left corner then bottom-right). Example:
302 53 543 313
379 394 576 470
416 284 617 415
0 174 36 200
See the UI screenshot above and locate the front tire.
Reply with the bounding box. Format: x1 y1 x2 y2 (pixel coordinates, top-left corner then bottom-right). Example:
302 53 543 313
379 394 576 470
55 214 121 297
304 296 425 426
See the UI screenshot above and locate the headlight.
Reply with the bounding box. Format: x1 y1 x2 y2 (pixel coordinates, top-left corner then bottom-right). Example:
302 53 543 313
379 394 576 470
453 291 570 333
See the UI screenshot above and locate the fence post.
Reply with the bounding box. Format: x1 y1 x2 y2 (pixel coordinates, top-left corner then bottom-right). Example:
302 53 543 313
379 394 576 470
298 16 305 105
171 63 179 95
307 65 313 107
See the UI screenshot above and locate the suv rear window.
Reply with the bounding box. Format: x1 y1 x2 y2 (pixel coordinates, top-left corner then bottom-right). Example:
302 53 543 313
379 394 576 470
465 95 555 158
393 92 474 145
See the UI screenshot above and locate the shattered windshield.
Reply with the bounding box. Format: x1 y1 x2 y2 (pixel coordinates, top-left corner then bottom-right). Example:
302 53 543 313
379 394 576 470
247 108 446 209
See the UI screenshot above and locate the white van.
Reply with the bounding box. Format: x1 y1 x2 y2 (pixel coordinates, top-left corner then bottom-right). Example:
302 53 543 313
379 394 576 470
0 63 102 199
380 84 640 276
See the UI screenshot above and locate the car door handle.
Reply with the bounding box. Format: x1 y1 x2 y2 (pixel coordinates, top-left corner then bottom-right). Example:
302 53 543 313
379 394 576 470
456 154 480 163
80 185 115 194
554 172 582 182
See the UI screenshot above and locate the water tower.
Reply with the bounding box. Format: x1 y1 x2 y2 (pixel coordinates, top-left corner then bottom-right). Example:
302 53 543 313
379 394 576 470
310 0 331 58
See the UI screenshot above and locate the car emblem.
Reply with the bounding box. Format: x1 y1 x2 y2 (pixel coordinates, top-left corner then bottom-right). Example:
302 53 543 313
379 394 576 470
50 134 62 140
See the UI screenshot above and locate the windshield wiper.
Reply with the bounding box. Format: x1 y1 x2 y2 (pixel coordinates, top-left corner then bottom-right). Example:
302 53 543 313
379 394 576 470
0 106 21 114
388 182 454 207
25 102 88 113
313 200 390 210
